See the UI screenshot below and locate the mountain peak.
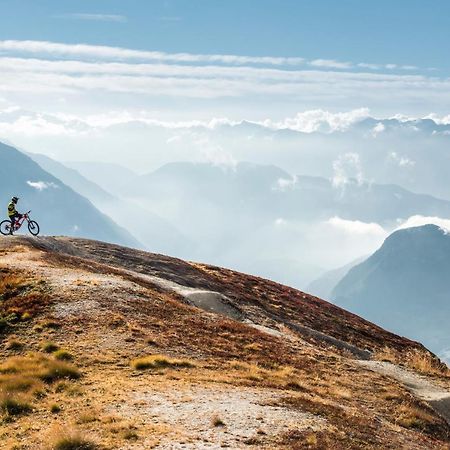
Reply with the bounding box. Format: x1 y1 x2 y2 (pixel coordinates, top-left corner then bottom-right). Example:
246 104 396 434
332 224 450 361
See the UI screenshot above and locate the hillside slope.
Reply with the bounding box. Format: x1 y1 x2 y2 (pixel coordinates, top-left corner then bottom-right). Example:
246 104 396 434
0 236 448 449
332 225 450 361
0 142 139 248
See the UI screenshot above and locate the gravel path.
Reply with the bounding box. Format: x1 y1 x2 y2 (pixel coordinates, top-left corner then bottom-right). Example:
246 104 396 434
358 360 450 425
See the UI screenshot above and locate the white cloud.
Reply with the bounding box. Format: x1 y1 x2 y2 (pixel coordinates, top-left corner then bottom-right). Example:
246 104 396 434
423 113 450 125
388 152 415 167
27 180 59 191
268 108 370 133
0 40 423 73
0 41 446 110
309 59 352 69
326 216 387 237
1 104 448 140
54 13 127 23
192 134 237 167
275 218 287 226
358 63 381 70
371 122 385 137
273 175 298 191
314 217 388 267
332 153 364 188
0 40 306 66
166 135 182 144
0 110 87 136
396 215 450 232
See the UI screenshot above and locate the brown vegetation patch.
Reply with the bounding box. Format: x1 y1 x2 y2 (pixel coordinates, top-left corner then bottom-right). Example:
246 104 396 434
0 268 50 333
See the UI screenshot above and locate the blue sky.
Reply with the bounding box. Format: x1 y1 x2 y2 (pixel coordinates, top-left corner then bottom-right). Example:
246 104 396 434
1 0 449 73
0 0 450 160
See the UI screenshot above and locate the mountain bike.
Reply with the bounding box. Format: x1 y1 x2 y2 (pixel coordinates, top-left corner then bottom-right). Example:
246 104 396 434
0 211 40 236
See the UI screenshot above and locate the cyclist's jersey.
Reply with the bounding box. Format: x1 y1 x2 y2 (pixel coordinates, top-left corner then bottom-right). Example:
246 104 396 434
7 201 17 218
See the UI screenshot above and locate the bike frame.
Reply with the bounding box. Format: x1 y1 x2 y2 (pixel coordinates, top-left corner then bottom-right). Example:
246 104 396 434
12 211 32 231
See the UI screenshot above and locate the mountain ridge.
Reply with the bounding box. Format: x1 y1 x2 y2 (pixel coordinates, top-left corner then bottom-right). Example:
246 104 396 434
332 224 450 361
0 235 448 448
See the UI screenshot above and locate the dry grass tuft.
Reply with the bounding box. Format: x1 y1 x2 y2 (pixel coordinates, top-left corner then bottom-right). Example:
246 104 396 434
5 339 24 351
395 403 439 430
131 354 195 371
47 427 97 450
123 429 139 440
0 355 79 384
0 354 81 419
41 319 61 330
42 342 60 353
0 393 32 416
405 350 450 377
53 350 74 361
211 415 226 427
76 410 99 424
373 346 399 364
0 273 28 298
227 361 310 392
50 403 61 413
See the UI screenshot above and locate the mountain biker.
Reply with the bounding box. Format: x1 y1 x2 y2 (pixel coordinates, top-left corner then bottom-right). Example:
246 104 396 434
7 197 22 235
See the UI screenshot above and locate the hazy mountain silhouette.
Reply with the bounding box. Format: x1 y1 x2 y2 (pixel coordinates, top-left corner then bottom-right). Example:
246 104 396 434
332 225 450 359
28 152 114 204
130 162 450 224
0 141 139 247
29 154 192 257
66 161 138 196
307 256 367 300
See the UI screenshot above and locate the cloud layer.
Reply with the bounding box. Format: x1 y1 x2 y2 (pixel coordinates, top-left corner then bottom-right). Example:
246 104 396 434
0 40 445 102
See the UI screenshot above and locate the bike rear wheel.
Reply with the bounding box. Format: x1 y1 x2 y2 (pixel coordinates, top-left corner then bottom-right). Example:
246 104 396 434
0 220 12 235
28 220 40 236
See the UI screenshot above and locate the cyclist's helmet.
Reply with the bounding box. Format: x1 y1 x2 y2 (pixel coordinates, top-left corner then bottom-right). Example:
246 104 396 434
11 196 19 204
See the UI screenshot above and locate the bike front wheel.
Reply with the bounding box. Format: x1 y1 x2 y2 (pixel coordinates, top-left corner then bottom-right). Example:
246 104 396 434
28 220 40 236
0 220 12 235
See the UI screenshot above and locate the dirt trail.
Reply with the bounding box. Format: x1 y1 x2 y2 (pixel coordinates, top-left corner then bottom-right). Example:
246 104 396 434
125 383 326 449
358 361 450 425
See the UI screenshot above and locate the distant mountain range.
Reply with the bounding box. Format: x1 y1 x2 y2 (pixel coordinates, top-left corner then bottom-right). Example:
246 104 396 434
128 161 450 225
65 161 138 196
332 224 450 361
0 141 138 247
51 159 450 288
